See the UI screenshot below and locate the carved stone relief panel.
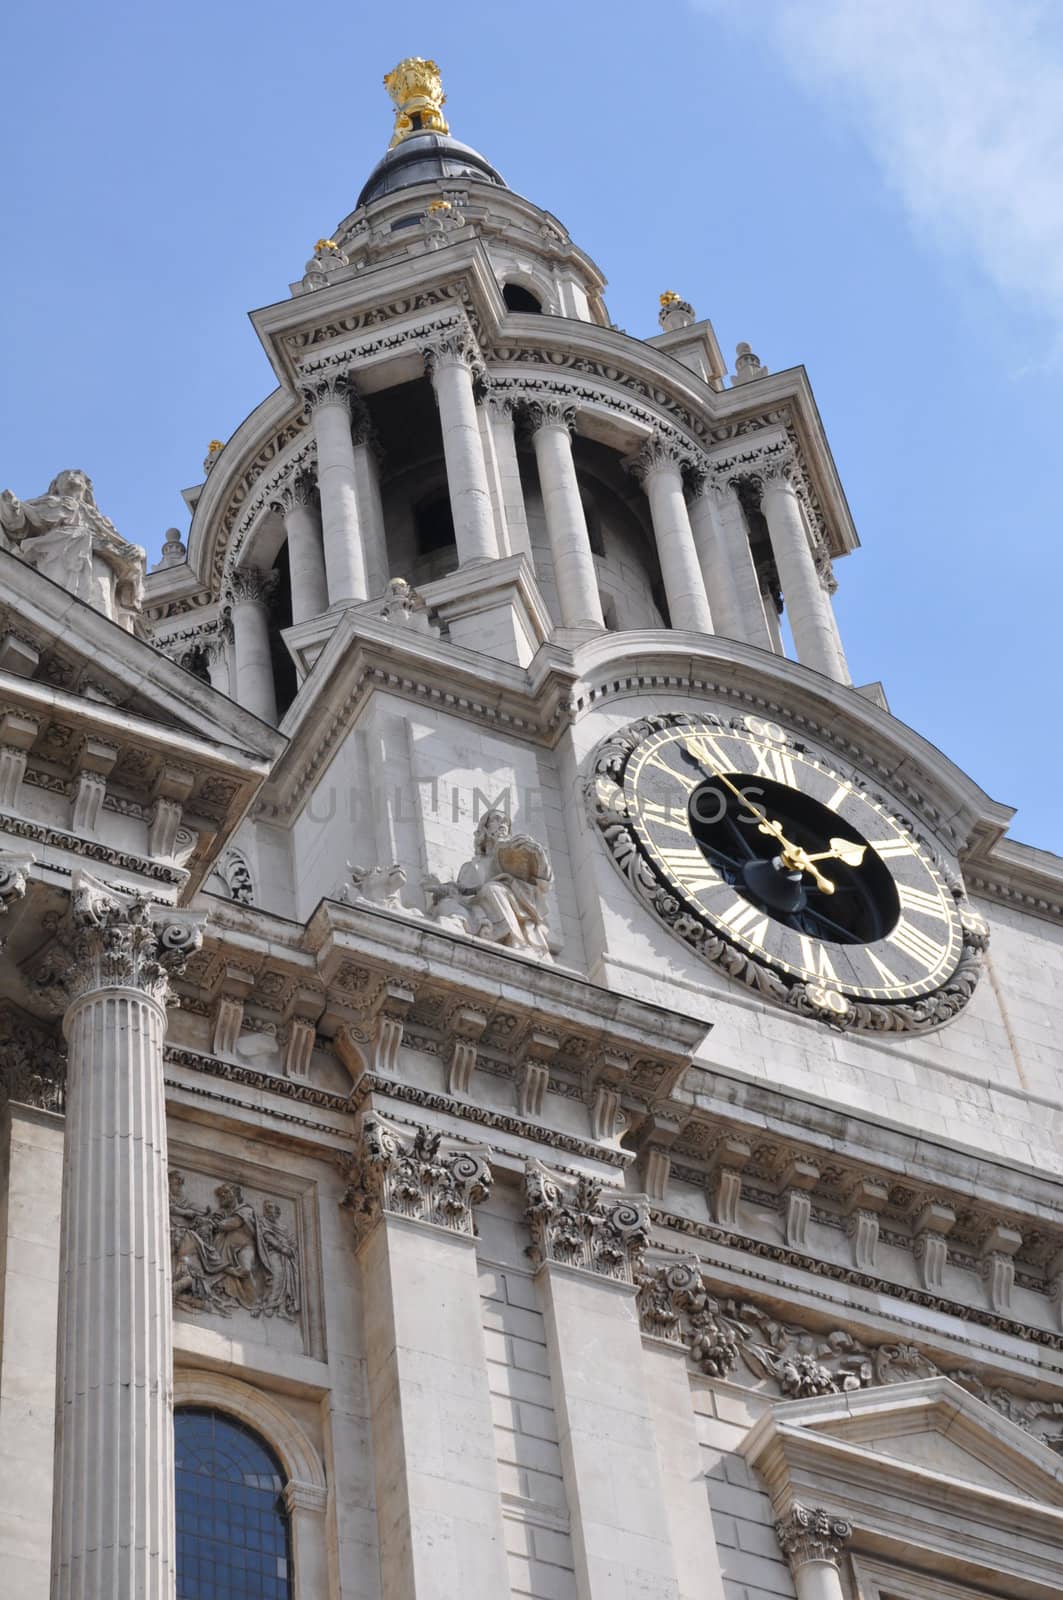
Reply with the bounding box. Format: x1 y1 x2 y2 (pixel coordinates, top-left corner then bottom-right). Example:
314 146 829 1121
168 1141 324 1360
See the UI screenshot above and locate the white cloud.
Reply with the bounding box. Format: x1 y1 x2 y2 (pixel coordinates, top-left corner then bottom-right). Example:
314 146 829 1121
695 0 1063 338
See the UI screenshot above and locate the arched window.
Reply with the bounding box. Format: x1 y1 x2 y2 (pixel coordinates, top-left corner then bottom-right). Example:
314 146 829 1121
175 1407 293 1600
502 281 543 313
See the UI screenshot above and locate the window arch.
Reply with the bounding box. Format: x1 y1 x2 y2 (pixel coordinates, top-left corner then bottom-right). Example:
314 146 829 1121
502 280 543 313
175 1407 293 1600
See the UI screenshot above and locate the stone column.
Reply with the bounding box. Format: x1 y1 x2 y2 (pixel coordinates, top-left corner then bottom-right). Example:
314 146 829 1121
302 372 370 605
424 333 500 566
775 1505 852 1600
754 450 848 682
47 871 202 1600
227 568 277 724
275 471 328 624
351 411 390 598
690 474 774 649
632 438 713 633
343 1114 511 1599
526 399 604 629
523 1162 683 1600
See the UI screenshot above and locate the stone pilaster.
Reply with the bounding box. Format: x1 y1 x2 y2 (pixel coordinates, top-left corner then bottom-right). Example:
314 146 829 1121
301 371 370 604
424 332 499 566
342 1114 509 1599
524 398 604 630
45 870 202 1600
631 435 713 633
523 1162 687 1600
775 1505 852 1600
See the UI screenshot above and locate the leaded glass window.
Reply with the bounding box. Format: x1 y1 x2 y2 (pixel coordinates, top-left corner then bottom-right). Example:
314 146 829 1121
175 1407 293 1600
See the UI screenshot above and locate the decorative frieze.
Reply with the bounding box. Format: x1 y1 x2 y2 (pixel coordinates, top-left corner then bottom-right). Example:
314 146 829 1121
524 1160 649 1281
341 1113 492 1239
775 1505 852 1571
170 1170 302 1322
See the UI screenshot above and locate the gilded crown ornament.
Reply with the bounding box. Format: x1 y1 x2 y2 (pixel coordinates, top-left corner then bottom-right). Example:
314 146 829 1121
384 56 449 148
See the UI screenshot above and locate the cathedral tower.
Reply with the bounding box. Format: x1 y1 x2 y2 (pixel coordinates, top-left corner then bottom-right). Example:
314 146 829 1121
1 57 1062 1600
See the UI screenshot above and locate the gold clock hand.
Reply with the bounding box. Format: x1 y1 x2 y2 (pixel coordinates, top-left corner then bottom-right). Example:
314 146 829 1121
806 837 868 868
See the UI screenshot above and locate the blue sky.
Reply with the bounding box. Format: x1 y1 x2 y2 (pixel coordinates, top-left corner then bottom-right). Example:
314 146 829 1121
1 0 1060 852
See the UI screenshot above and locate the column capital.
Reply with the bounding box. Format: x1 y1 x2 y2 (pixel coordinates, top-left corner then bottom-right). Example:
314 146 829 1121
422 328 482 379
524 1159 650 1282
746 443 798 489
300 369 352 417
0 850 33 943
341 1112 492 1240
522 395 577 435
225 564 276 606
44 869 203 1018
272 468 318 516
626 432 693 486
775 1504 853 1571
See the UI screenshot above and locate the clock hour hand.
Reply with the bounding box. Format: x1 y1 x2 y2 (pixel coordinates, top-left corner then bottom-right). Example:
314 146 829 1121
806 837 867 869
697 760 838 896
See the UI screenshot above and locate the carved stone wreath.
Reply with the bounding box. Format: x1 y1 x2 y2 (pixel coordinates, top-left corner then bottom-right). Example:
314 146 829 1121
586 712 988 1034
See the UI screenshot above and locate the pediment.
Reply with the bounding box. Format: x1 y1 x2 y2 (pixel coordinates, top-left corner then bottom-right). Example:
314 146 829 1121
745 1376 1063 1509
0 548 282 759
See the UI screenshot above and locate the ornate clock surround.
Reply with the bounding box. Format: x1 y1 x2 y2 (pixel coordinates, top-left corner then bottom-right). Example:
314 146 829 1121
587 710 990 1033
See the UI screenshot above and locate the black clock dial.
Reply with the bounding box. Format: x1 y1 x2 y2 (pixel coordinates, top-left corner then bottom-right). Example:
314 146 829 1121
685 771 899 944
604 713 967 1004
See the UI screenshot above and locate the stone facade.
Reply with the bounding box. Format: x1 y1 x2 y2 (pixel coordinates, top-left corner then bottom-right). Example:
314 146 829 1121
1 55 1062 1600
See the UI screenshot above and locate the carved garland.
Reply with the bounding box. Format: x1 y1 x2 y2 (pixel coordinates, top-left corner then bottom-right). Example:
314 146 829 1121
586 711 987 1034
635 1259 1063 1452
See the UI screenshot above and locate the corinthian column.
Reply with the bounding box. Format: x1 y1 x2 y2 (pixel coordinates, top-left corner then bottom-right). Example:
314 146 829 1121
47 871 203 1600
690 472 774 648
302 372 370 605
227 567 277 724
754 450 849 683
525 398 604 629
424 333 500 566
274 471 328 624
632 437 713 633
775 1505 852 1600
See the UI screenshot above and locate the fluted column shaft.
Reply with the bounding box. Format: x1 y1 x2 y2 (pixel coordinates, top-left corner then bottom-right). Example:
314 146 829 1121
691 480 774 648
277 473 328 624
228 570 277 724
425 336 499 565
50 874 202 1600
636 439 713 633
757 456 848 682
303 375 370 604
527 401 604 629
352 435 389 596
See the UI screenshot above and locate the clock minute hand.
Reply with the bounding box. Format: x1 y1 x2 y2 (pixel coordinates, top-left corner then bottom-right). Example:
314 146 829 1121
698 761 837 897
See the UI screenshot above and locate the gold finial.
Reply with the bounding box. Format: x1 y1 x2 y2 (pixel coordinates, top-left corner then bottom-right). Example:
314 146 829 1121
659 290 682 309
384 57 449 149
315 237 339 253
425 198 452 214
207 439 225 454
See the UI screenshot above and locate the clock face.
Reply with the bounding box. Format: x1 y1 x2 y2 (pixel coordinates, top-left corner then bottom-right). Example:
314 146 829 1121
590 711 987 1029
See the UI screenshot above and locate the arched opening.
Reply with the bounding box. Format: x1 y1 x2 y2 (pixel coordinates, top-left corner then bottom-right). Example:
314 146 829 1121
175 1406 293 1600
502 281 543 314
412 490 458 583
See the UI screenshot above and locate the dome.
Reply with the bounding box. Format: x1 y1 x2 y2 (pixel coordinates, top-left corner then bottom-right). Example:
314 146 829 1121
357 132 508 207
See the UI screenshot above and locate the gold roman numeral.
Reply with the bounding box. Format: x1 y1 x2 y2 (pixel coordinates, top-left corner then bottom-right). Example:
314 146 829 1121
887 918 946 970
659 848 720 889
717 898 770 948
823 782 851 813
637 798 689 831
644 752 698 792
866 949 901 989
867 836 916 859
682 731 733 772
747 740 797 787
798 936 838 982
897 883 949 922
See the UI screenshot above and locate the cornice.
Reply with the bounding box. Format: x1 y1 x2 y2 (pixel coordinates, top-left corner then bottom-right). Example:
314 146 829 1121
966 836 1063 927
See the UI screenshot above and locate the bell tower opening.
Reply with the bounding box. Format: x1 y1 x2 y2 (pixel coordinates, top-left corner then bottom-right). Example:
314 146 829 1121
502 282 543 314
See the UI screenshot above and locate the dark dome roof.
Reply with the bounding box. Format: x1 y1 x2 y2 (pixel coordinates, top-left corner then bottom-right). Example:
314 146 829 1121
357 132 507 207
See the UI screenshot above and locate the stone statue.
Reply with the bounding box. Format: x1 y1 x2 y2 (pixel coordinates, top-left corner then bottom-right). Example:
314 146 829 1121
0 469 145 631
424 808 553 957
339 861 416 913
